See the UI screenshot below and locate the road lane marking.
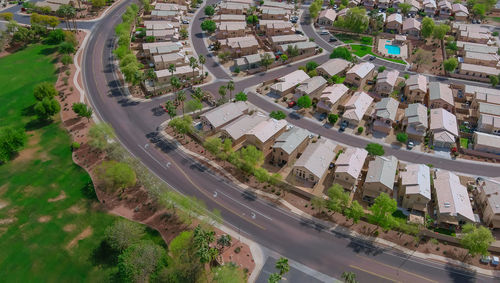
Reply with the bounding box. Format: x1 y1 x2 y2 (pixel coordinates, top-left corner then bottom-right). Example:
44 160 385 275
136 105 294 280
139 145 266 230
356 255 438 283
349 265 400 282
215 189 273 221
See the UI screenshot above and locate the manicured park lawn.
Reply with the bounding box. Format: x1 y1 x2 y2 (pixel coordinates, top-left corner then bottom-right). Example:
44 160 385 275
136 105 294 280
0 45 161 281
350 44 407 65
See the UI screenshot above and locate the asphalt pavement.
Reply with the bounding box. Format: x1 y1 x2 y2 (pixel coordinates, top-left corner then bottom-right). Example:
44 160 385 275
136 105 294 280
78 1 500 282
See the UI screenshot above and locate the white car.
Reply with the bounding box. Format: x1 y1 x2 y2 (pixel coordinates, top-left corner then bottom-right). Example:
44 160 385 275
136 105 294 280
320 29 329 35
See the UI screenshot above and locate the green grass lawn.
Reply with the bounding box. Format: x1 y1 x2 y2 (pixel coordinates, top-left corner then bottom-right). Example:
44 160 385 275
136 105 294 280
334 34 373 45
350 44 407 65
0 44 162 281
460 138 469 149
488 16 500 23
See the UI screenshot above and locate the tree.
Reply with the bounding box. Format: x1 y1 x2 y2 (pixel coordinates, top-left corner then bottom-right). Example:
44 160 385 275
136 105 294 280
268 273 281 283
330 46 352 61
334 7 369 33
165 100 177 118
260 53 274 70
345 200 364 224
275 257 290 277
490 75 499 87
203 137 222 155
204 5 215 16
227 80 235 101
179 27 188 39
369 193 397 230
34 82 57 101
246 14 259 25
326 184 349 214
34 97 60 120
88 123 115 151
286 45 299 57
47 28 65 44
216 234 232 253
96 161 136 191
327 114 339 124
378 66 386 73
0 127 27 163
270 110 286 120
342 271 358 283
297 95 312 109
413 49 432 71
0 12 13 21
472 3 486 19
118 241 166 283
309 0 322 19
235 91 247 101
280 54 288 63
460 223 494 258
399 3 412 14
192 225 218 265
169 115 194 138
421 17 435 38
189 56 199 81
218 85 227 101
168 63 176 78
240 145 263 169
306 61 318 72
166 231 203 283
170 76 181 90
365 143 384 156
396 132 408 143
59 41 75 54
105 220 145 252
433 24 450 41
176 90 187 114
201 20 217 33
185 98 203 113
443 57 458 73
311 196 326 213
72 102 93 121
198 54 206 77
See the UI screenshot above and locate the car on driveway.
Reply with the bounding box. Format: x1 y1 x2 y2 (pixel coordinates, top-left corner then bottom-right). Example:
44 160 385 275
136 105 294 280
492 256 499 266
369 56 376 61
339 120 348 132
329 36 337 42
480 255 491 264
288 101 296 108
320 29 329 35
407 141 414 150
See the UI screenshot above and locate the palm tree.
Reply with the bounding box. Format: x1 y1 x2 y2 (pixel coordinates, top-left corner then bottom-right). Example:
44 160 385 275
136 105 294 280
170 76 181 91
57 5 70 30
218 85 227 102
216 234 232 254
165 100 176 118
193 87 204 101
68 6 77 31
268 273 281 283
145 68 157 95
168 63 176 78
341 271 358 283
176 90 186 114
198 54 206 78
227 80 234 101
189 56 199 82
275 257 290 277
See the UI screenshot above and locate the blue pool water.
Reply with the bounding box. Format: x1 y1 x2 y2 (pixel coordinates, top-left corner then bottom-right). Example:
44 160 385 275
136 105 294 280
386 40 391 43
385 44 401 55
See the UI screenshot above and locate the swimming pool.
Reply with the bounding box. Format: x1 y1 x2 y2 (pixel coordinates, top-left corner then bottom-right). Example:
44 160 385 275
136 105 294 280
385 44 401 55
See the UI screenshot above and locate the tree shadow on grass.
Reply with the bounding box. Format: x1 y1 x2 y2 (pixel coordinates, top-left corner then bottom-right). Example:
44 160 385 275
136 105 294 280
91 240 119 267
25 118 54 131
21 104 36 117
38 46 58 56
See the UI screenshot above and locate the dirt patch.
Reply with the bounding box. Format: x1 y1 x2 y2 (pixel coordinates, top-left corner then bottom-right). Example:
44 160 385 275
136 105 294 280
48 191 67 202
63 224 76 232
13 131 48 163
66 226 93 250
67 204 85 214
38 216 51 223
0 218 16 225
0 200 8 210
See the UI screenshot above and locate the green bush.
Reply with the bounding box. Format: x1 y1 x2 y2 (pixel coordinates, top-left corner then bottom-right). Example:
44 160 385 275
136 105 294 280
71 141 80 150
357 127 363 134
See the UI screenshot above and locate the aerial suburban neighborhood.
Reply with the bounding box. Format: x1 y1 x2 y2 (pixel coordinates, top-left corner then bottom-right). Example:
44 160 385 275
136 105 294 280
3 0 500 281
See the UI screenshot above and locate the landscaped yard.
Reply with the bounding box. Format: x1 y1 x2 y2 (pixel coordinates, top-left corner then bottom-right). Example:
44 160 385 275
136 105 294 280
460 138 469 149
334 34 373 45
350 44 407 65
0 45 161 281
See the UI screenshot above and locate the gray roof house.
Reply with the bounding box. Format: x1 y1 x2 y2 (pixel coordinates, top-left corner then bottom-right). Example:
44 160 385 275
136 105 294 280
292 138 337 186
272 127 312 155
294 76 328 99
363 155 398 199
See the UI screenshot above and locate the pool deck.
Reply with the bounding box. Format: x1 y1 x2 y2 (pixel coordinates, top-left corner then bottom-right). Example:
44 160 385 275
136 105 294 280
377 38 408 59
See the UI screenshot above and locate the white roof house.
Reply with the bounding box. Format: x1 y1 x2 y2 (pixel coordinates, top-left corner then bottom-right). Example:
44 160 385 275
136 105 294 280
317 84 350 112
318 9 337 23
430 108 458 145
434 170 475 224
377 69 400 88
294 138 337 180
221 112 267 141
401 164 431 200
406 74 428 93
347 62 375 79
295 76 327 97
200 102 249 130
343 91 374 123
365 155 399 191
317 58 352 77
386 13 403 25
335 147 368 179
246 118 288 144
270 70 310 94
429 81 454 107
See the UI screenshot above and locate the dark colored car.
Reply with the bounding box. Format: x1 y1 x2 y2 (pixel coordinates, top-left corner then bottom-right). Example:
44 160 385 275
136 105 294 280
369 56 376 61
329 36 337 42
339 120 348 132
288 101 296 108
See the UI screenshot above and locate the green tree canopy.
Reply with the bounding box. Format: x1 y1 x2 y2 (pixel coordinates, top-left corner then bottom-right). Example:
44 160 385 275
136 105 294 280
345 200 364 224
34 97 61 120
235 91 247 101
328 114 339 124
201 20 217 33
433 24 450 41
34 82 57 101
88 123 115 151
326 184 349 213
365 143 384 156
240 145 264 168
490 75 499 87
460 223 495 257
96 161 137 191
443 57 458 72
306 61 318 72
396 132 408 143
297 95 312 108
72 102 93 121
105 220 145 252
0 127 27 163
204 5 215 16
421 17 435 38
369 193 397 229
270 110 286 120
118 241 167 283
330 46 352 61
334 7 369 33
203 137 222 155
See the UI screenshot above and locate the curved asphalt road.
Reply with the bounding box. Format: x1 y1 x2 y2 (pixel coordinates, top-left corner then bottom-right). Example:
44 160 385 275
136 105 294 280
74 0 500 282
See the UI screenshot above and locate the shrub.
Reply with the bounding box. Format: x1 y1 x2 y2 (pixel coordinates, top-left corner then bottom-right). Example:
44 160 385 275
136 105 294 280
327 114 338 124
71 141 80 150
357 126 363 134
396 132 408 143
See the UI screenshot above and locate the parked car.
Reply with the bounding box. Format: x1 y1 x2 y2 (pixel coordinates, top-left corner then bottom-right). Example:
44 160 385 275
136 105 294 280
320 29 329 35
407 141 414 150
339 120 349 132
369 56 376 61
492 256 499 266
367 80 375 85
318 112 327 121
329 36 337 42
288 101 296 108
182 20 189 24
480 255 491 264
295 30 304 35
